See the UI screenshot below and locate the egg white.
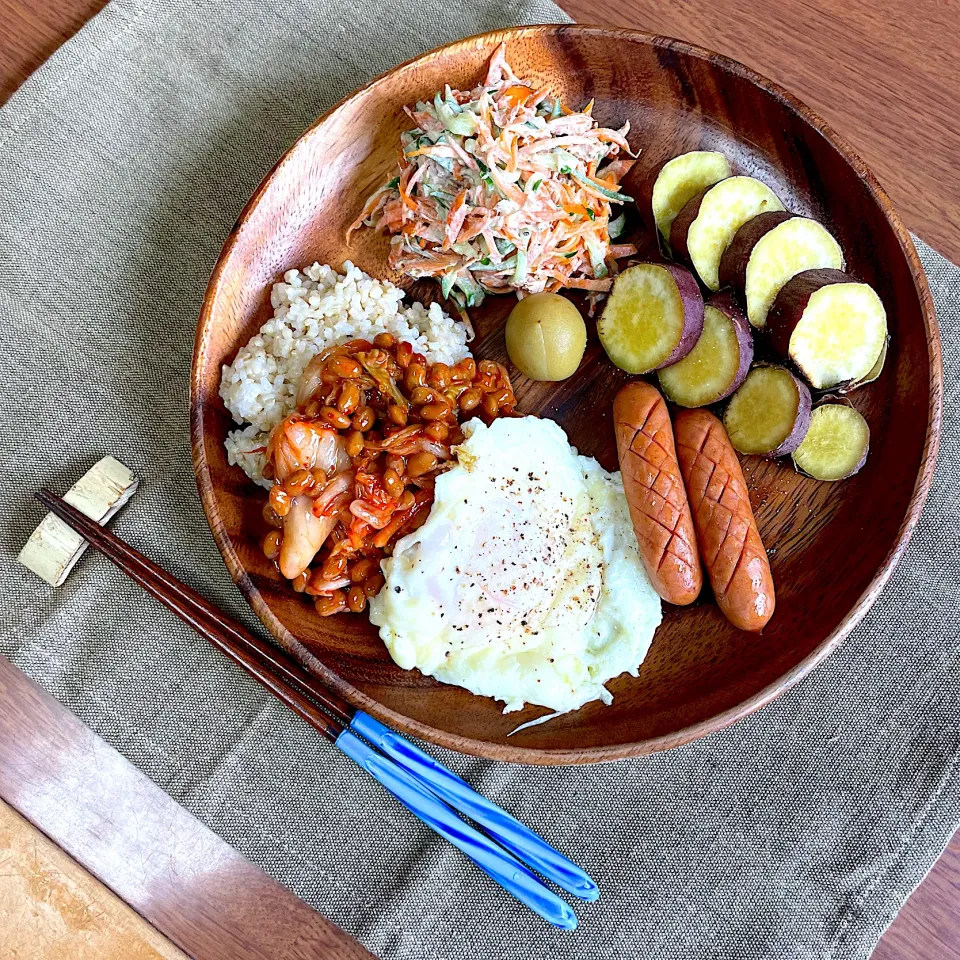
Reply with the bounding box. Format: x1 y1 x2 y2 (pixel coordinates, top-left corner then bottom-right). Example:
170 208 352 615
368 416 662 715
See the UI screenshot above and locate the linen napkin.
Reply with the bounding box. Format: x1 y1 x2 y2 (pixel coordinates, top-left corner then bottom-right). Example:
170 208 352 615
1 1 957 958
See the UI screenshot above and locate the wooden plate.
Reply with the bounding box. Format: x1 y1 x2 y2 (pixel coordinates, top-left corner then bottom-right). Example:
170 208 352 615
191 25 941 764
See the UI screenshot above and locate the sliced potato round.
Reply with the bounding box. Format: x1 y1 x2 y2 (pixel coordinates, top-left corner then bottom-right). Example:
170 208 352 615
767 269 887 390
598 263 704 374
792 402 870 480
658 294 753 407
652 151 731 244
670 176 785 291
742 218 844 328
723 365 812 457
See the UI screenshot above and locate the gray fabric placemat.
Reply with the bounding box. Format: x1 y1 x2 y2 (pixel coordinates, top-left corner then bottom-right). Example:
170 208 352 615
1 1 958 957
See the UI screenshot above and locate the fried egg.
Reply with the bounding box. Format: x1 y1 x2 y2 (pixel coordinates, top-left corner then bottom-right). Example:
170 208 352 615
368 416 662 716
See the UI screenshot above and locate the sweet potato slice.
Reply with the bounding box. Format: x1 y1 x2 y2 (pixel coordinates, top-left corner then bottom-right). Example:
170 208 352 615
792 401 870 480
598 263 704 374
723 365 812 457
670 176 784 291
739 218 844 328
658 294 753 407
717 211 795 292
766 269 887 389
652 151 731 244
843 337 888 392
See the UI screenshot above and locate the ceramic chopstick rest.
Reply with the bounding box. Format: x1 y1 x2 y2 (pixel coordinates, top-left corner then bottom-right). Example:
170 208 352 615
19 456 138 586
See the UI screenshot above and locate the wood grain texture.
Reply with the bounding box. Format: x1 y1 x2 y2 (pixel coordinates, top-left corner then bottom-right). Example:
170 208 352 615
561 0 960 266
193 25 940 764
872 832 960 960
0 0 107 103
0 2 956 958
0 653 374 960
0 801 189 960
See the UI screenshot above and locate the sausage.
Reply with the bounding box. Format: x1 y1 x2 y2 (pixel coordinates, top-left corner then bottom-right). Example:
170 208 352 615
673 408 775 631
613 382 703 605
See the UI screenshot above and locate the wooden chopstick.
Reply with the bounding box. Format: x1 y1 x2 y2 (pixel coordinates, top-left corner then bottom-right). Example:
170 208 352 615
34 487 599 926
32 488 586 929
34 488 353 740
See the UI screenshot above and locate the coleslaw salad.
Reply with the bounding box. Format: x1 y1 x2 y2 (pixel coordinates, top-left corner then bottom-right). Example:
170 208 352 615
348 44 639 325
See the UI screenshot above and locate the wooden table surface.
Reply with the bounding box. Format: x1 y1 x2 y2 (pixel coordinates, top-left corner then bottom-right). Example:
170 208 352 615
0 1 957 958
0 799 190 960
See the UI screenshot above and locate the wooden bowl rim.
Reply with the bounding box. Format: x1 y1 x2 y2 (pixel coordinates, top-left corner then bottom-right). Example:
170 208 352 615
191 24 943 765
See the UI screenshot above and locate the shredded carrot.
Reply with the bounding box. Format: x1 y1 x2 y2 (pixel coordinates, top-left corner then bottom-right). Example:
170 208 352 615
397 169 418 212
346 42 638 313
508 135 519 174
562 276 613 291
502 83 533 105
563 202 591 219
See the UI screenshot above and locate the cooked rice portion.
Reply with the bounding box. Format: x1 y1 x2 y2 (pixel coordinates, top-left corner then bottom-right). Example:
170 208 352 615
220 261 469 486
222 423 274 489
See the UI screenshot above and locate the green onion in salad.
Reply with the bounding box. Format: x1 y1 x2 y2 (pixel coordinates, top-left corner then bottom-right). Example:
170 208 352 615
347 43 639 319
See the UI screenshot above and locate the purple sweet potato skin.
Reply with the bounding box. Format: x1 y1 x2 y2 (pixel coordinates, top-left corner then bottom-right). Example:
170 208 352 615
659 263 705 369
841 337 888 393
765 268 855 359
706 292 754 401
769 367 812 457
793 398 870 480
668 188 709 267
724 364 812 458
717 211 795 294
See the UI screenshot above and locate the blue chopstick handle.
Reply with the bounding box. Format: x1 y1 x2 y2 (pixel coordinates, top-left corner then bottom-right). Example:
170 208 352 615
349 710 598 902
336 729 576 930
